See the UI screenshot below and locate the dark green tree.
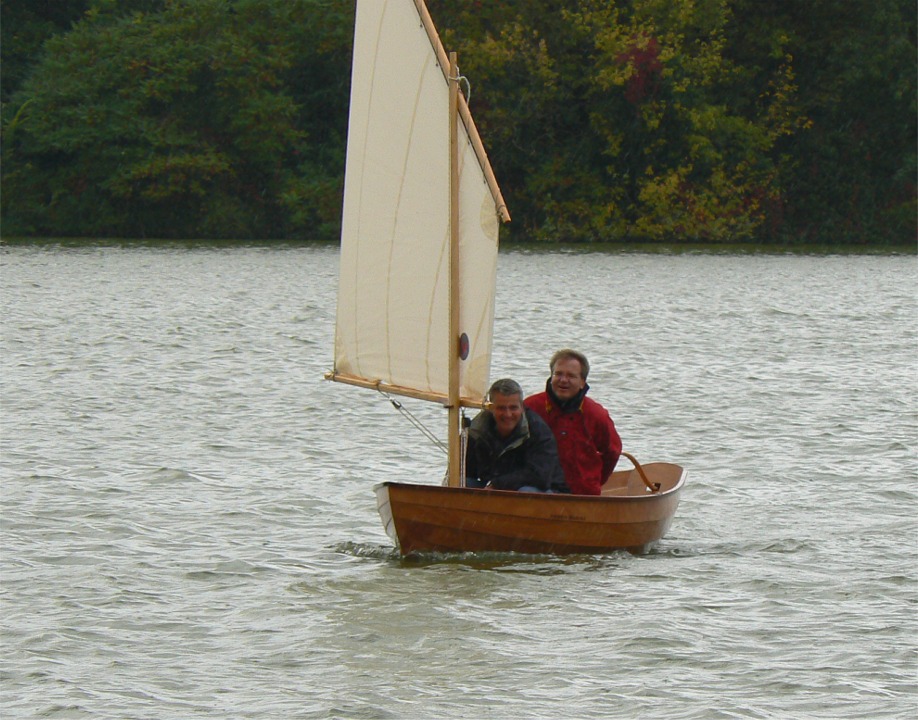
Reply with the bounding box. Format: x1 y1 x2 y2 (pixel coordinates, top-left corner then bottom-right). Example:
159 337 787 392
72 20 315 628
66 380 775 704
727 0 916 244
1 0 90 104
2 0 352 239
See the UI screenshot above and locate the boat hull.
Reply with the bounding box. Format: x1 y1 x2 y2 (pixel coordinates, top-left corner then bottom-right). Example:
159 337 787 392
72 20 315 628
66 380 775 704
375 463 686 555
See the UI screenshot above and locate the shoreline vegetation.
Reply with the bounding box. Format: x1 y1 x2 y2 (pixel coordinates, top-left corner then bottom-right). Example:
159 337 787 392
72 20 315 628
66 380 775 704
2 236 914 256
1 1 915 247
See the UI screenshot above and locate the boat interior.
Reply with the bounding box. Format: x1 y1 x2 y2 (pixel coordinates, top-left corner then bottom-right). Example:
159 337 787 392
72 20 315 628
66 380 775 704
600 462 685 497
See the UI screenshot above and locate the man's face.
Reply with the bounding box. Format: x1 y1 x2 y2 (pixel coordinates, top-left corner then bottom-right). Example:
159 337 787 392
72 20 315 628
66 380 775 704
490 391 523 437
550 357 585 401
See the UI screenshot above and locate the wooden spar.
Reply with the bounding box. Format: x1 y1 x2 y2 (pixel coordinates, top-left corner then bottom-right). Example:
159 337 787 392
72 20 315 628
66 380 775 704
413 0 510 224
324 371 486 409
447 51 461 488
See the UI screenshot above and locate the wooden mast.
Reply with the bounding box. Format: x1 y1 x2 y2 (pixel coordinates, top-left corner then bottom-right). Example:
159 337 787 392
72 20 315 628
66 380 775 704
447 51 461 488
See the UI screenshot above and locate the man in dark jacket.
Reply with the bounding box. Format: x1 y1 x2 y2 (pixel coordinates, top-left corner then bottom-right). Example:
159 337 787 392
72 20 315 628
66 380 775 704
464 378 568 493
525 349 622 495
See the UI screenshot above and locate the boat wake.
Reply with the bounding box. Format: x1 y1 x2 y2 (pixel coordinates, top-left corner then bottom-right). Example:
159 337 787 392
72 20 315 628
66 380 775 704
333 541 646 570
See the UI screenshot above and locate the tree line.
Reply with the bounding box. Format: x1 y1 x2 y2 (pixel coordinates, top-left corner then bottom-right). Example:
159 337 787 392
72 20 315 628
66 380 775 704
1 0 914 246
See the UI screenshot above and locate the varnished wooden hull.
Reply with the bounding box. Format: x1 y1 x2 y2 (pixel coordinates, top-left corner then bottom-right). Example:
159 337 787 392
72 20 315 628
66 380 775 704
375 462 686 555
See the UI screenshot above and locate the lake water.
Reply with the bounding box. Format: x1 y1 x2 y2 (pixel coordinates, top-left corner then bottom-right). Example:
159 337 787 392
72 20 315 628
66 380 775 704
1 243 916 719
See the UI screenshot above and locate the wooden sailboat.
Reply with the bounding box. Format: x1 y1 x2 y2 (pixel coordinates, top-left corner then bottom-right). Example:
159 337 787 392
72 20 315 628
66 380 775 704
327 0 685 556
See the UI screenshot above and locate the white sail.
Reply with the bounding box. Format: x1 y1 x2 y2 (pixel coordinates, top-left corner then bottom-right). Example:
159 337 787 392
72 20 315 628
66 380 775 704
333 0 507 405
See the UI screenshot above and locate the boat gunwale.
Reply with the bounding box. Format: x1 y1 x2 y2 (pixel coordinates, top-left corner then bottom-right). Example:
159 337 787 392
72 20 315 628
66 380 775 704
374 466 686 504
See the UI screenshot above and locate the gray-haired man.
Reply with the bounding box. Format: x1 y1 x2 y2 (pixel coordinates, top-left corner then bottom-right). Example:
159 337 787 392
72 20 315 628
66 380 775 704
464 378 569 493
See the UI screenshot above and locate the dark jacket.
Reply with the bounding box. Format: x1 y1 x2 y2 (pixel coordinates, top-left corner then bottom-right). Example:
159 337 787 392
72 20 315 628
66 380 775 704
464 407 569 492
525 381 622 495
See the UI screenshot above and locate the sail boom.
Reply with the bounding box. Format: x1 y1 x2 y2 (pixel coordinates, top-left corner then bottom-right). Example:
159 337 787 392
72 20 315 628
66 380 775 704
325 372 485 410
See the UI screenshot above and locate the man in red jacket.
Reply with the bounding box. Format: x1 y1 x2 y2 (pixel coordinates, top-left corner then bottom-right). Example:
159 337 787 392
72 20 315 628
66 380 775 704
524 349 622 495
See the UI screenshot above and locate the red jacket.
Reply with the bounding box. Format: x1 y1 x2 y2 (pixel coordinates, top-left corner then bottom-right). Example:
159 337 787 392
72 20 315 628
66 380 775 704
524 390 622 495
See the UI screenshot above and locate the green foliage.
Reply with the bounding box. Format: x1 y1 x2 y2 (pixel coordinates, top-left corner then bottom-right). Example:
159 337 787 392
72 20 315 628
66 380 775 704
432 0 812 242
1 0 352 240
0 0 90 103
727 0 917 244
1 0 914 245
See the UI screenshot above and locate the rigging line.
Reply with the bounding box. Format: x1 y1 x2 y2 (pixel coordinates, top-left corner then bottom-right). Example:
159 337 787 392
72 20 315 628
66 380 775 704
460 410 469 487
379 390 448 454
450 73 471 104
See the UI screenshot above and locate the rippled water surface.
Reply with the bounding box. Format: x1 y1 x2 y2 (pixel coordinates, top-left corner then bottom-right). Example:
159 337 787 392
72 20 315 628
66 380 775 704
2 245 916 719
